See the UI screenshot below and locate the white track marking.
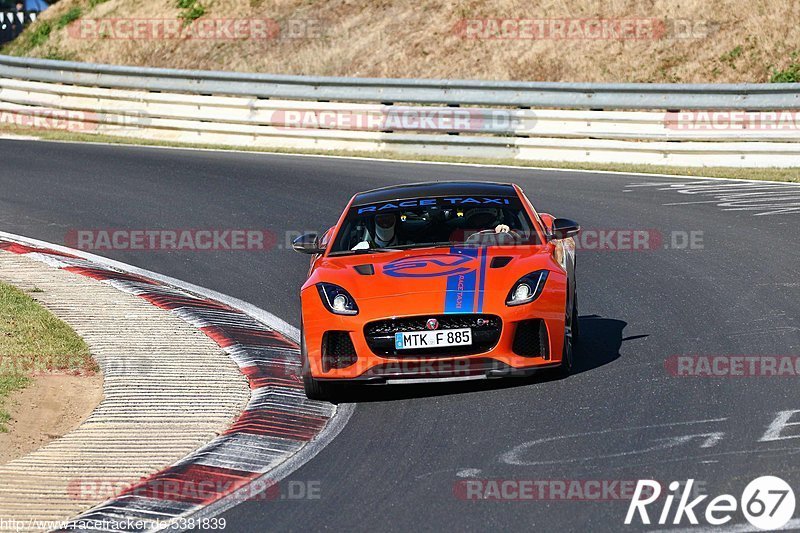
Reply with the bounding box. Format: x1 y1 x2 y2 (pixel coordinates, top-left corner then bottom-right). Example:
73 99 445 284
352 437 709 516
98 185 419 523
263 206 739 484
628 180 800 216
501 418 728 466
568 445 800 475
760 410 800 442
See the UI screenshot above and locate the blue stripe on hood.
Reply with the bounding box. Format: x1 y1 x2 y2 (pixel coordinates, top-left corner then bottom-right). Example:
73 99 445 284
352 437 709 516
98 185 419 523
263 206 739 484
444 247 479 313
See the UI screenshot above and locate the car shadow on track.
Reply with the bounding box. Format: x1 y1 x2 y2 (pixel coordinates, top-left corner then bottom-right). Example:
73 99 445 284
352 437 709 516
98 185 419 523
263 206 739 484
330 314 631 404
572 314 631 375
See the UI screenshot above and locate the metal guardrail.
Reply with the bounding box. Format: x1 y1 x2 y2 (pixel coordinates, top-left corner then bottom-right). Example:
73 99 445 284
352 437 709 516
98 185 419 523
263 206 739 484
0 55 799 167
1 55 800 110
3 78 800 142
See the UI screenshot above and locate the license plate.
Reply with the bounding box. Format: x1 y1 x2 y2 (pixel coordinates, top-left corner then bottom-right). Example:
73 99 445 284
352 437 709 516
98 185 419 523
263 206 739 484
394 328 472 350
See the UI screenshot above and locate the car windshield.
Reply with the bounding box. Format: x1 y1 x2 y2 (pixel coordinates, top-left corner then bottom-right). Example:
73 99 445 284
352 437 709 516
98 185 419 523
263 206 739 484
328 195 541 255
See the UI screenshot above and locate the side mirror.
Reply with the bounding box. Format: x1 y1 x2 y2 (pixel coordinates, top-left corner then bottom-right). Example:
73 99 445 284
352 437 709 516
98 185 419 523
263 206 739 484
292 233 324 254
549 218 580 240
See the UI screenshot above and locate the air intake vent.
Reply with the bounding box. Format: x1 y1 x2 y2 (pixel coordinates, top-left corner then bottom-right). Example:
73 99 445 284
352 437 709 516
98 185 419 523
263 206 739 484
490 257 513 268
353 264 375 275
322 331 358 371
512 319 549 359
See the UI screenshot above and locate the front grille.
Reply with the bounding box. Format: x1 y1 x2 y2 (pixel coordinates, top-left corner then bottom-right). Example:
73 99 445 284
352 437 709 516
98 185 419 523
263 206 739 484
364 314 501 358
512 319 549 358
322 331 358 371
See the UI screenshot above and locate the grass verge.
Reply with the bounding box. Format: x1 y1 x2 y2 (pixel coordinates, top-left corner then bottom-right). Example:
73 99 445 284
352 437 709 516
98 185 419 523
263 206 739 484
0 281 95 431
0 123 798 183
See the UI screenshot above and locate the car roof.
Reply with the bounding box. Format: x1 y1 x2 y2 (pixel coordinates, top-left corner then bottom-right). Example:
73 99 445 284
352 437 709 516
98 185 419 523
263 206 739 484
352 181 518 206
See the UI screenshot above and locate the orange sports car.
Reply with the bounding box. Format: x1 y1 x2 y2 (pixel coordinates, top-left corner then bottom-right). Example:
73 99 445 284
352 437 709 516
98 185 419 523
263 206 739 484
292 181 580 401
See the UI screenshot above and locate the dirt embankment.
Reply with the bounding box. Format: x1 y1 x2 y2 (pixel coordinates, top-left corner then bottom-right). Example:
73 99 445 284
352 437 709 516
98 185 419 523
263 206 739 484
0 375 103 464
0 279 101 464
4 0 799 83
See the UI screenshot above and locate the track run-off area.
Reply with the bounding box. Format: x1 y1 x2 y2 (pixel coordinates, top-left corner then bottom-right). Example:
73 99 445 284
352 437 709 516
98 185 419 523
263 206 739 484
1 138 798 531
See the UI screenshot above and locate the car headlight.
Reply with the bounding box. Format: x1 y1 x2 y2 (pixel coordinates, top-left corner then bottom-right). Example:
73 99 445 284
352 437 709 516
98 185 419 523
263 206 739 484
317 283 359 315
506 270 549 306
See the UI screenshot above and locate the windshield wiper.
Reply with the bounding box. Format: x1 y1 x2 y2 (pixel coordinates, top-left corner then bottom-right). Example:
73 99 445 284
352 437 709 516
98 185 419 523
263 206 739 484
329 242 460 256
329 247 401 256
352 247 400 254
391 242 458 250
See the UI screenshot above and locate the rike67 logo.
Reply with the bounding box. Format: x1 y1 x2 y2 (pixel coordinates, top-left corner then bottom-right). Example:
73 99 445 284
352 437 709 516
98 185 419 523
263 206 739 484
625 476 796 530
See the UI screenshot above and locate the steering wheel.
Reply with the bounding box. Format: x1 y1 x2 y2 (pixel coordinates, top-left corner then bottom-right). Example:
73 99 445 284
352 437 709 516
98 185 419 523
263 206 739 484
464 210 499 228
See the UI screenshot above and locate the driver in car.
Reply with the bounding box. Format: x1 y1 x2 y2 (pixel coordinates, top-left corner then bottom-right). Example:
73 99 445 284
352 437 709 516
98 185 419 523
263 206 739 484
350 207 513 251
451 208 512 243
351 212 401 250
374 212 399 247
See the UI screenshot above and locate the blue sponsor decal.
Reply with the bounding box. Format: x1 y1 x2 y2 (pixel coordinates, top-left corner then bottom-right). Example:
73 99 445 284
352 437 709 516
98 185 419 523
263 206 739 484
383 254 476 278
476 246 488 313
381 248 490 314
357 197 510 215
445 269 477 313
444 247 479 313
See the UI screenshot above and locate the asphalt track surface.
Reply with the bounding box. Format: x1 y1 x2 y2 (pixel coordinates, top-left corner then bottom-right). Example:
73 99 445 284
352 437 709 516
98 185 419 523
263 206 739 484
1 139 799 532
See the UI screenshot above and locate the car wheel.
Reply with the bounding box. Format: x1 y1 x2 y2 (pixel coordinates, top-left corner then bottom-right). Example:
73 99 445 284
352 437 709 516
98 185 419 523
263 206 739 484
571 292 580 345
559 295 576 376
559 332 574 376
303 374 333 402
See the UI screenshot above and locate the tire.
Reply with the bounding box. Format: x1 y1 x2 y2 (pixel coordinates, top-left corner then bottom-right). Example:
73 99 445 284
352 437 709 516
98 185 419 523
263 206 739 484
303 374 334 402
559 292 577 376
559 331 574 376
571 292 580 346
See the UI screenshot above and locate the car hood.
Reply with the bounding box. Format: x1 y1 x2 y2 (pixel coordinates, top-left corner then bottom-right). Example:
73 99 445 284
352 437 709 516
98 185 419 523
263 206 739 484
305 245 558 307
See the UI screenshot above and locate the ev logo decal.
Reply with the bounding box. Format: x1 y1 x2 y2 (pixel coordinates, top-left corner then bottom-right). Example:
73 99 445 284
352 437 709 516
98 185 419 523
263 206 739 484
383 254 476 278
625 476 796 529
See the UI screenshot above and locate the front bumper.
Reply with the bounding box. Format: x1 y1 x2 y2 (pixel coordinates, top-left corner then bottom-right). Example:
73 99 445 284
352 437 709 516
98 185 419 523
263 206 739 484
322 358 562 384
301 287 567 382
